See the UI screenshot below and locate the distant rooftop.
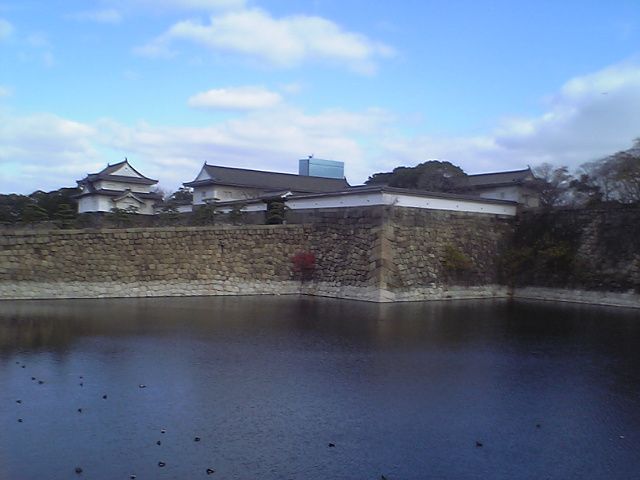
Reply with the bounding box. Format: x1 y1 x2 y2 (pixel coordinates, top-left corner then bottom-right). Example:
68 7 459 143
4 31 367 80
456 168 535 189
78 159 158 186
184 164 350 193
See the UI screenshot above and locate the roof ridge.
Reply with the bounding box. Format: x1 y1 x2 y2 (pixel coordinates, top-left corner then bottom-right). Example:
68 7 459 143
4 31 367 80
204 163 345 181
467 167 531 177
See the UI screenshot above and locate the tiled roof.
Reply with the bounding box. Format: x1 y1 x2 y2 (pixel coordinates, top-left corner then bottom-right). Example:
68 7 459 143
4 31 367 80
184 164 349 193
289 184 518 205
212 184 517 209
456 168 535 188
78 160 158 185
74 189 162 200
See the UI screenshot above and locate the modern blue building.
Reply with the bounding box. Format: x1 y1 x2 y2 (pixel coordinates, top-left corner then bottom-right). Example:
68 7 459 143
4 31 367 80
298 157 345 179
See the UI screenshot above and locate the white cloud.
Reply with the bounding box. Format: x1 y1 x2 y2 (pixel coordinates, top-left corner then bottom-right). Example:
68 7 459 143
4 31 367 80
136 8 394 73
3 60 640 194
0 17 13 40
0 104 389 193
135 0 245 9
0 112 100 193
66 9 122 24
487 61 640 169
368 61 640 177
188 86 283 110
95 106 389 188
0 85 11 97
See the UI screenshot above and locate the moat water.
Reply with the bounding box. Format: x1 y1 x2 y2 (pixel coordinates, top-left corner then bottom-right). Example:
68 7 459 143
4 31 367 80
1 296 639 480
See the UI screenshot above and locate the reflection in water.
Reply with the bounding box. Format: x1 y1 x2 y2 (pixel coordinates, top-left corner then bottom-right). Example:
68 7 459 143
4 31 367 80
0 296 639 480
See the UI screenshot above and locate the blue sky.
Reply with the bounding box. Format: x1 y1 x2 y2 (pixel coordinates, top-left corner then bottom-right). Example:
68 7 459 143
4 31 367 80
1 0 639 194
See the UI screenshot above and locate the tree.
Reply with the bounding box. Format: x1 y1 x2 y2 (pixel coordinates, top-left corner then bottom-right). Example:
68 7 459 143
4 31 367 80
265 200 288 224
169 187 193 203
574 139 640 205
0 194 32 223
151 187 166 200
192 202 220 226
157 203 179 224
54 204 77 228
29 187 80 218
532 163 574 208
366 160 467 192
227 203 247 225
21 203 50 222
0 187 78 224
108 206 139 227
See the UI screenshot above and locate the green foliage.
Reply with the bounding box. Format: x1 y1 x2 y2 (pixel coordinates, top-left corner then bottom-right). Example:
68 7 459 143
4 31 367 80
442 245 473 275
0 187 78 224
29 187 80 218
169 187 193 203
501 211 582 287
0 194 31 223
192 203 220 226
157 204 179 224
265 201 288 225
54 203 77 228
107 206 139 226
366 160 467 193
227 203 247 225
21 203 50 222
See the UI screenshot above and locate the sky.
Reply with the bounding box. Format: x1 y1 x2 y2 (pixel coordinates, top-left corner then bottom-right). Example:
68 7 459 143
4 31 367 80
1 0 639 194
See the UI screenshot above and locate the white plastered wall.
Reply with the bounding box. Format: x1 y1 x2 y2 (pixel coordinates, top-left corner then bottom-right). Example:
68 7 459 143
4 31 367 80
192 185 261 205
95 180 151 194
285 191 517 216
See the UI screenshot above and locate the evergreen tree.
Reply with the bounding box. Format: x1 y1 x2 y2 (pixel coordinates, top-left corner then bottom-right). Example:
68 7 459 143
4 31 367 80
366 160 467 192
54 203 77 228
21 203 50 222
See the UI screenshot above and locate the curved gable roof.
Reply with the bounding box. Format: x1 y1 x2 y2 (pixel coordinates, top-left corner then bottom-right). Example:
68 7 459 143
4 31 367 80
78 160 158 185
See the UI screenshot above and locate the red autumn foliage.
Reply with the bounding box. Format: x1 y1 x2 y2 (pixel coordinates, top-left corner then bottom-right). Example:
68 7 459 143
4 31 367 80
291 252 316 280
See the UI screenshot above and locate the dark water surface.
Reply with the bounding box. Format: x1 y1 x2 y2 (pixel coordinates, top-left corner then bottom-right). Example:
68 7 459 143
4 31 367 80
1 296 639 480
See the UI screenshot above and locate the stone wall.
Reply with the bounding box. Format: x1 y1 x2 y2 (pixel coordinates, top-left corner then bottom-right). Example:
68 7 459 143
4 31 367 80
507 208 640 292
5 205 639 306
381 207 513 301
0 225 309 299
0 205 515 302
294 207 385 301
